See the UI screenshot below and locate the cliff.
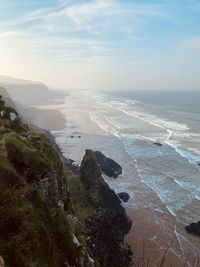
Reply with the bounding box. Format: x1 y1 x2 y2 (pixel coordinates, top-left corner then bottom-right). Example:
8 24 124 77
0 91 132 267
80 150 132 267
0 76 66 105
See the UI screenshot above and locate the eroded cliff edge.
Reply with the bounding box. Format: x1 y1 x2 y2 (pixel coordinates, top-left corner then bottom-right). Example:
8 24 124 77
0 91 132 267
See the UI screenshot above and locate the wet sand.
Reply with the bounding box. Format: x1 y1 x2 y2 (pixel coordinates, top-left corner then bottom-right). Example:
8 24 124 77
125 207 189 267
48 95 199 267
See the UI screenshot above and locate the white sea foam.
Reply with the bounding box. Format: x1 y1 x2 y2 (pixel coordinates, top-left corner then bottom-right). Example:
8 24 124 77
51 91 200 264
63 92 200 220
94 93 200 167
89 111 120 137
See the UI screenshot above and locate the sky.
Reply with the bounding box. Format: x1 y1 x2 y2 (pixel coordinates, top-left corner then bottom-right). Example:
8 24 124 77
0 0 200 90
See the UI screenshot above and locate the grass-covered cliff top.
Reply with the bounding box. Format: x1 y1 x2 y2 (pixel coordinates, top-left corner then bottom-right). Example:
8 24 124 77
0 94 98 267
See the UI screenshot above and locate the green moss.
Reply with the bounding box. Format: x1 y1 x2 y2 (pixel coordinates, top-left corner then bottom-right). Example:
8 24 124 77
0 186 88 267
66 174 95 219
0 99 99 267
3 133 53 182
0 163 22 187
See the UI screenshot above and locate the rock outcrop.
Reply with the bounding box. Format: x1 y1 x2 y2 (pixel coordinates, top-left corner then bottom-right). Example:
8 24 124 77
185 221 200 236
153 142 163 146
80 150 132 267
118 192 130 202
0 95 98 267
94 151 122 178
0 90 133 267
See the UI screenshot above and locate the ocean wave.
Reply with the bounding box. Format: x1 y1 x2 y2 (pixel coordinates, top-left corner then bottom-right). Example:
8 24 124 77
87 93 200 217
89 111 120 137
119 135 199 214
95 93 200 164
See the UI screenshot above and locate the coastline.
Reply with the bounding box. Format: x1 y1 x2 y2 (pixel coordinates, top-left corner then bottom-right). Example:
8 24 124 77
43 94 199 266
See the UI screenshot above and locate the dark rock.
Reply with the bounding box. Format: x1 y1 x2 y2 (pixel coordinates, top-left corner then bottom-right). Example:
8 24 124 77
118 192 130 202
153 142 163 146
197 163 200 166
80 150 101 189
63 158 80 173
80 150 132 267
84 209 132 267
94 151 122 178
185 221 200 236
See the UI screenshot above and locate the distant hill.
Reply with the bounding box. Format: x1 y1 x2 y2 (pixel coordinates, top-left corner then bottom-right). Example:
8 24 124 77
0 86 16 108
0 75 66 105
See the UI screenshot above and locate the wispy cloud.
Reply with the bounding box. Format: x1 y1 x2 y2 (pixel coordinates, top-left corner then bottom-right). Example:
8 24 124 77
0 0 170 63
1 1 168 32
0 1 200 90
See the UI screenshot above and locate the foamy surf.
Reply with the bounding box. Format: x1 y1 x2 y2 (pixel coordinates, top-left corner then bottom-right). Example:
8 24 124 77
51 90 200 266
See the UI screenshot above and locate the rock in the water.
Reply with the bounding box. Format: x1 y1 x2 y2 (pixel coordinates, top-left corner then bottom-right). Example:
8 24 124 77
94 151 122 178
118 192 130 203
153 142 163 146
185 221 200 236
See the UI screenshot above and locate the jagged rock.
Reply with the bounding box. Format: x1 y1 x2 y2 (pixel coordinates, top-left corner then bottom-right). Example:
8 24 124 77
94 151 122 178
37 170 66 207
0 111 4 117
10 112 17 121
80 150 132 267
118 192 130 203
64 158 80 173
84 209 132 267
80 149 101 189
185 221 200 236
0 93 132 267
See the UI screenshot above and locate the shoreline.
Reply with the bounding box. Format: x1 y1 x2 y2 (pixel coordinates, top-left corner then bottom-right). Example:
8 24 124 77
43 94 199 266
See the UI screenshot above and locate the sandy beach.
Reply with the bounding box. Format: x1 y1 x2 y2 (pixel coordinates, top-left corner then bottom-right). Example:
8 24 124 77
32 108 66 130
45 94 199 267
17 99 67 131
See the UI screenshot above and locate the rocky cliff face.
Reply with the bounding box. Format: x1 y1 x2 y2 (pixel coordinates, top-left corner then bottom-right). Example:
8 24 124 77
94 150 122 178
0 90 132 267
80 150 132 267
0 92 98 267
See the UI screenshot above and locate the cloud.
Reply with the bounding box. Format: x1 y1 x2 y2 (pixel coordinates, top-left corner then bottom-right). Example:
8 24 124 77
0 0 170 63
1 0 168 33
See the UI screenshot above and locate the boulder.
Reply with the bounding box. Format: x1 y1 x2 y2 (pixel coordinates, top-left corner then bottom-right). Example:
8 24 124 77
80 149 132 234
185 221 200 236
153 142 163 147
118 192 130 203
94 151 122 178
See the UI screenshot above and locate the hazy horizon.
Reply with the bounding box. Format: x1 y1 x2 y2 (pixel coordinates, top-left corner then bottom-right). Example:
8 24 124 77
0 0 200 91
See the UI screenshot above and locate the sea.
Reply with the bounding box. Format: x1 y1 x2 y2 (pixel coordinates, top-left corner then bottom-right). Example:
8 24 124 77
52 89 200 263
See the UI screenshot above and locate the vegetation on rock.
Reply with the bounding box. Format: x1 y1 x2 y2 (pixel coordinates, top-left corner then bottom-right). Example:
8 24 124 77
0 94 98 267
0 92 132 267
